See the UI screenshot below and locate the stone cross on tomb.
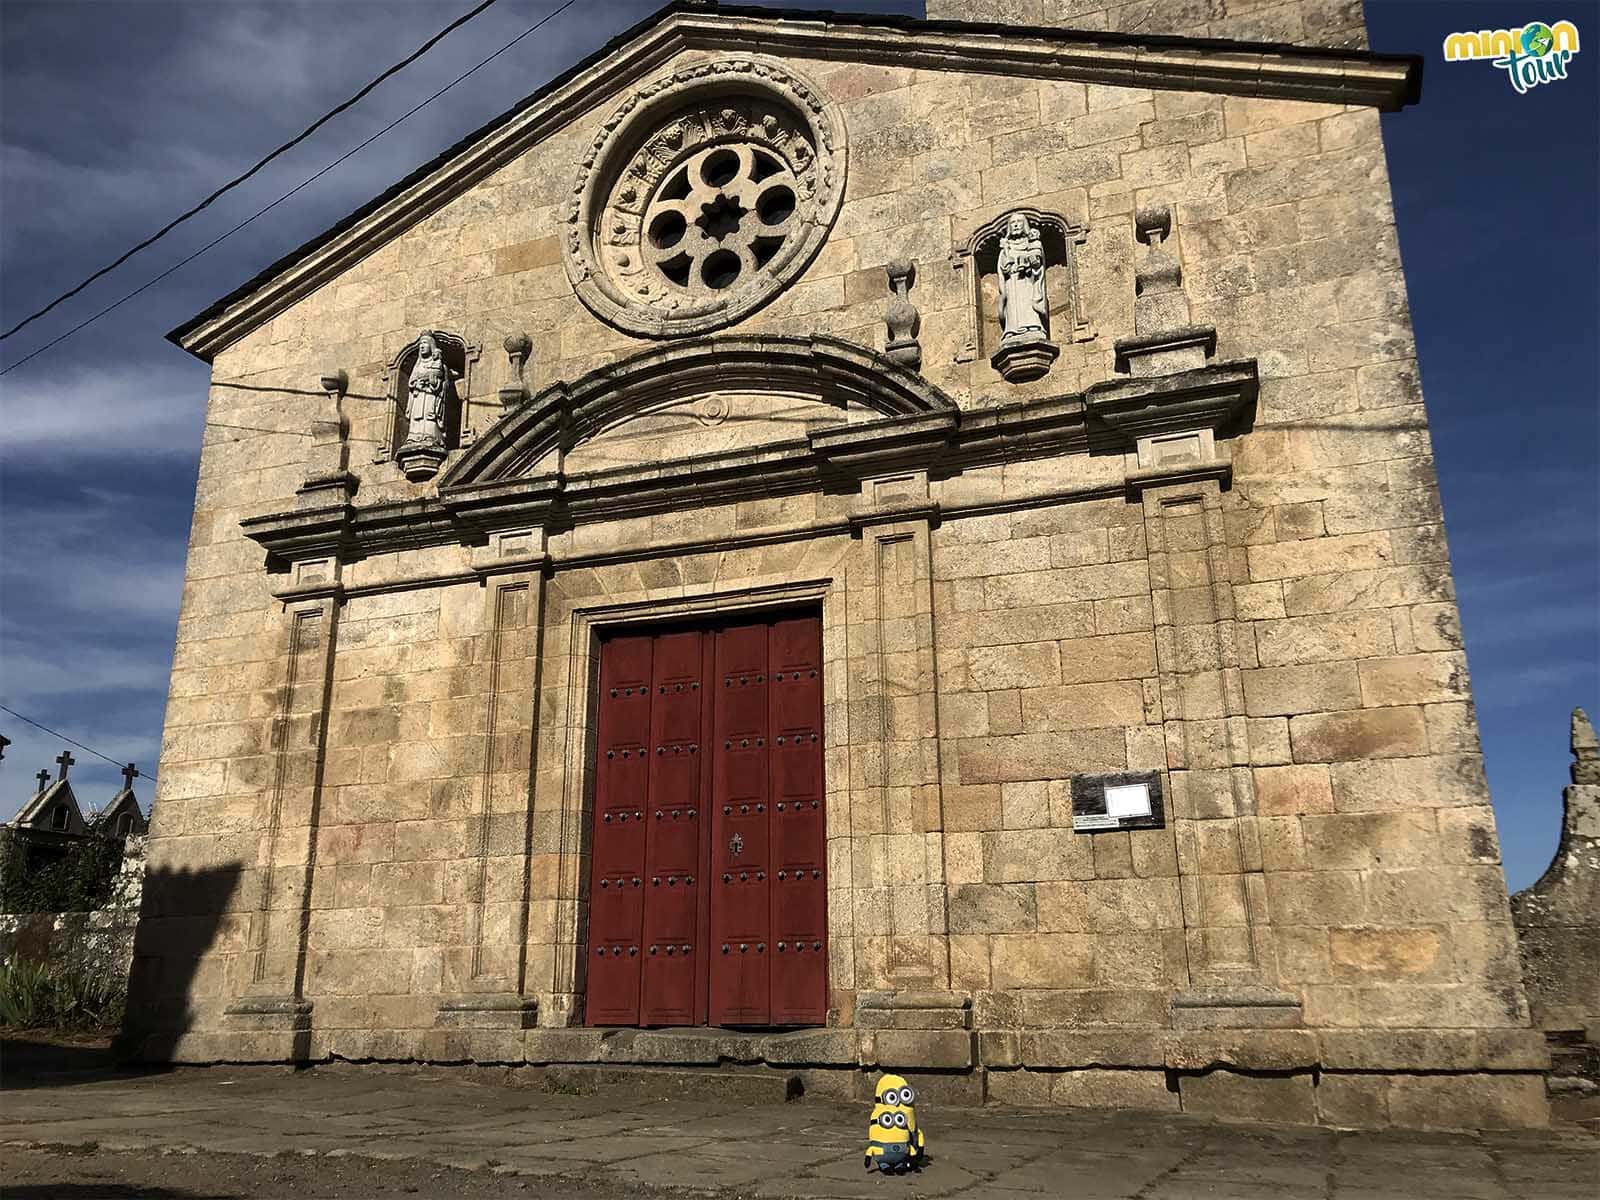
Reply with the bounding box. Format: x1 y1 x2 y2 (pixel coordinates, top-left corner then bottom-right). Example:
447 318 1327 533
121 763 140 790
36 769 50 791
55 750 75 780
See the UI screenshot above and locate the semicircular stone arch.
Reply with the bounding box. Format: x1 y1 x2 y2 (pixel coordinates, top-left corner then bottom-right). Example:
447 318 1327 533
439 334 957 488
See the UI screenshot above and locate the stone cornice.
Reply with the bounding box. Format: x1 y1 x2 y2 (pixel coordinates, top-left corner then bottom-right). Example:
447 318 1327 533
240 358 1257 569
169 2 1419 362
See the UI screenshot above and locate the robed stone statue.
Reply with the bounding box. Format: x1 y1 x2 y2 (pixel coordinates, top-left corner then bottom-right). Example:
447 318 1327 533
402 331 452 449
996 213 1048 344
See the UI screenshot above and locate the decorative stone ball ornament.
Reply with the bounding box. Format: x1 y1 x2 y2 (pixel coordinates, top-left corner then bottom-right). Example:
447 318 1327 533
563 58 847 338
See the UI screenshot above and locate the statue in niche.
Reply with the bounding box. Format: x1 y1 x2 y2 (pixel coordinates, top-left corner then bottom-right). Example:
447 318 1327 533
996 213 1048 344
402 331 451 449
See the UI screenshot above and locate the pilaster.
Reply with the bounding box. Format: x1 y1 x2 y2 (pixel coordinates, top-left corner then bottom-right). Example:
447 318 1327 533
845 471 951 996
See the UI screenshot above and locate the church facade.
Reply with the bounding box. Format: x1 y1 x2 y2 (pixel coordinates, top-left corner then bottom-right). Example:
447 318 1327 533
134 1 1549 1128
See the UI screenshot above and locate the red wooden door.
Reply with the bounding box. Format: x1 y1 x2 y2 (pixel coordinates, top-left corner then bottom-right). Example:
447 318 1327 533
639 630 705 1025
766 616 828 1025
710 622 773 1024
586 614 825 1028
586 634 652 1026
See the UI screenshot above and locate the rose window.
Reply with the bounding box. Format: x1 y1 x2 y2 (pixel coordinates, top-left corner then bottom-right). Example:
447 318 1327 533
643 143 799 296
563 59 846 338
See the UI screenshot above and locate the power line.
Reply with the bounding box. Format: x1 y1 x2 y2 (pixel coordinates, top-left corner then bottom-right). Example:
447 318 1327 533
0 702 156 787
0 0 581 380
0 0 506 344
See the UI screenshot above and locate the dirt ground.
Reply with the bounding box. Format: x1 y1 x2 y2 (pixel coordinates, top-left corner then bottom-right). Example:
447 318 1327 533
2 1042 1595 1200
3 1143 717 1199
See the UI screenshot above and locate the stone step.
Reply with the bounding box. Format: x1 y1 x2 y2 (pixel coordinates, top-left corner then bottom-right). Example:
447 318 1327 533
531 1063 807 1104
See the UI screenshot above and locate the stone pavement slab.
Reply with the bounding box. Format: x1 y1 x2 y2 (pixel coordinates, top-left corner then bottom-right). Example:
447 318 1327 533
1 1064 1595 1199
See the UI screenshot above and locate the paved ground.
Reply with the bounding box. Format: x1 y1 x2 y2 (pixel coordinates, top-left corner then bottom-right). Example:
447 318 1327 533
2 1058 1596 1199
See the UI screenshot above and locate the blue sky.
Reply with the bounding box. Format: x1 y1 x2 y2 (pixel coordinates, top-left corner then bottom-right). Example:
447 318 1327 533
0 1 1594 890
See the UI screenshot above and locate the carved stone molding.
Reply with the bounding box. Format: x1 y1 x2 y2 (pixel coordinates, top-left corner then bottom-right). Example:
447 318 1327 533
442 334 955 488
241 336 1257 573
562 56 847 338
990 337 1061 383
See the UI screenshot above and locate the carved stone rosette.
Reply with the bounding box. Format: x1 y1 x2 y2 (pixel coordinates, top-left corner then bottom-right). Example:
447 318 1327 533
562 57 847 338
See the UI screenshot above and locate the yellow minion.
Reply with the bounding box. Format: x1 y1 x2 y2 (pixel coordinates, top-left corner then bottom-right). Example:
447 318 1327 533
863 1073 926 1173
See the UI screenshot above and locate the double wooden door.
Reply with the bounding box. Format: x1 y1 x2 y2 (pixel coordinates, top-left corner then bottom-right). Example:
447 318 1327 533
585 614 827 1027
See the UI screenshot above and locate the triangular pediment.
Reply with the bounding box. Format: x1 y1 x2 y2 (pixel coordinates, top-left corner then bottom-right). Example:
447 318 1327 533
169 4 1415 362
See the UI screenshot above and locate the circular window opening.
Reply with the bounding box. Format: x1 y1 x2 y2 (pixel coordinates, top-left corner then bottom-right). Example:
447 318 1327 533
649 211 687 250
702 249 741 290
701 149 740 189
756 185 795 226
565 61 848 335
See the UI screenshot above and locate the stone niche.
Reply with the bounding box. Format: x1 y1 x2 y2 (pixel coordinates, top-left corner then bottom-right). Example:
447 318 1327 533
958 208 1092 379
376 330 479 480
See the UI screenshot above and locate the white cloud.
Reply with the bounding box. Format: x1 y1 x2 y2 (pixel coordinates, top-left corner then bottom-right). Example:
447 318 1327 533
0 360 209 458
1 717 160 823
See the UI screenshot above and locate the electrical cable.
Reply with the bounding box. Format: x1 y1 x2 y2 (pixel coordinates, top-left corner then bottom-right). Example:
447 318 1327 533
0 702 155 786
0 0 581 379
0 0 506 343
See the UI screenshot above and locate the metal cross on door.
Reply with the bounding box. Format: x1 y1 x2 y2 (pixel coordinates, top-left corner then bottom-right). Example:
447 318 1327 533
585 614 827 1029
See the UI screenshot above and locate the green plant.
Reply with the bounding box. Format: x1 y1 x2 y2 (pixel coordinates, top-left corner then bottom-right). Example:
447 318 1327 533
0 958 51 1027
0 958 126 1031
0 829 123 914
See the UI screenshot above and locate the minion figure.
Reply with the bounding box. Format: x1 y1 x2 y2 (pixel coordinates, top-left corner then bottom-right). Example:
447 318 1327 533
864 1073 926 1173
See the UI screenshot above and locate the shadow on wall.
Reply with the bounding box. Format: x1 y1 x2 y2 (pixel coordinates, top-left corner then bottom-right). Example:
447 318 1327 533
116 863 242 1064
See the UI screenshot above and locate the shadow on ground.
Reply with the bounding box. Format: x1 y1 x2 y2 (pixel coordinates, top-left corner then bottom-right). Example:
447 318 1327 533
6 1188 235 1199
1 1033 173 1092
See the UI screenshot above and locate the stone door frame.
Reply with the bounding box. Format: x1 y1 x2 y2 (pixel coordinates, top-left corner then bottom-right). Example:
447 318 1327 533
544 577 851 1028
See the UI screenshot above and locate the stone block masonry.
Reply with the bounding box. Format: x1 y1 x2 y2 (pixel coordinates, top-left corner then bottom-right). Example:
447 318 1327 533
130 4 1545 1130
1512 709 1600 1099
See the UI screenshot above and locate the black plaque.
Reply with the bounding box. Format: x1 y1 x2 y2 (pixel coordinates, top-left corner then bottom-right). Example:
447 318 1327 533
1070 770 1165 833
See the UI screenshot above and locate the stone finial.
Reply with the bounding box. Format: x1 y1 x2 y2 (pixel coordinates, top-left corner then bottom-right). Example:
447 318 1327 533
55 750 75 780
504 332 532 364
313 368 350 447
1134 203 1172 246
883 259 922 370
319 369 349 399
1114 197 1216 378
299 366 358 503
1133 209 1183 301
121 762 141 790
1573 708 1599 785
500 331 533 409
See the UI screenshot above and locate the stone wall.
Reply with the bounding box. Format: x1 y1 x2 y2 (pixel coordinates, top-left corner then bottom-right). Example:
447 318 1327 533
1512 709 1600 1095
0 835 146 1002
130 8 1546 1129
925 1 1369 49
